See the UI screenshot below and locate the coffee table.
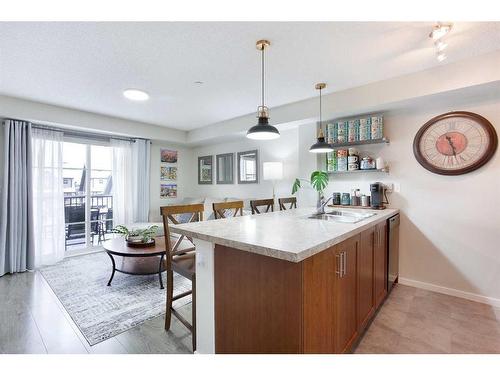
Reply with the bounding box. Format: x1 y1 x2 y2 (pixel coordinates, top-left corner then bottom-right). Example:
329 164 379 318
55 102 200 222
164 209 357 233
102 237 167 289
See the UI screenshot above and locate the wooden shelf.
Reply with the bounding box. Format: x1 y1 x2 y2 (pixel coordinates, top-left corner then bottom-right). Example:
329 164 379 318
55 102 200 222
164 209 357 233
327 168 389 175
328 138 389 148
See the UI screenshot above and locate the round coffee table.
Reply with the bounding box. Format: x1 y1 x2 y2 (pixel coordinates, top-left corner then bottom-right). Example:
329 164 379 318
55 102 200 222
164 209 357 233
102 237 167 289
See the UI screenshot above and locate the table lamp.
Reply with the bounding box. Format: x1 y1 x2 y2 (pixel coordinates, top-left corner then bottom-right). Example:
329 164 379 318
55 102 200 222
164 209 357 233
263 161 283 200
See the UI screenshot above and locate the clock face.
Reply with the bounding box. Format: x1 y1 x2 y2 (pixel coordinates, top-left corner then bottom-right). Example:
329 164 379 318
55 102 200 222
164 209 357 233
413 112 497 175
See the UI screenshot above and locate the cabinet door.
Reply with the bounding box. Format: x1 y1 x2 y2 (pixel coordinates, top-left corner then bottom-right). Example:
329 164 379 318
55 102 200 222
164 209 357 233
374 221 388 308
334 236 359 353
357 228 375 330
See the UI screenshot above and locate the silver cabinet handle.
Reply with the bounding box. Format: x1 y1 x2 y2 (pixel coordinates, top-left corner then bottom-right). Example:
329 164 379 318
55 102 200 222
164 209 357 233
342 251 346 277
336 253 341 276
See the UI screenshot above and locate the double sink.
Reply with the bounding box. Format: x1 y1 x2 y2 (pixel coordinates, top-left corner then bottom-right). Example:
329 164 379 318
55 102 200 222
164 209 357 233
308 210 376 224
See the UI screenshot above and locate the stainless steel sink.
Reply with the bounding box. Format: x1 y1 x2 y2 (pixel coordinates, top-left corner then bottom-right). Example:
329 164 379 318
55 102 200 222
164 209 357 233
307 210 376 223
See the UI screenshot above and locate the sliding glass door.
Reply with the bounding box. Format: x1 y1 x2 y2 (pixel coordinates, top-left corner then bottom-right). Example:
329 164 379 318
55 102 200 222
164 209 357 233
63 141 115 253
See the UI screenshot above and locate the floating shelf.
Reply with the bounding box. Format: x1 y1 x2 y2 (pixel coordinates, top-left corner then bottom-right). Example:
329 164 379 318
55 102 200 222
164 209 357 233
328 138 390 148
327 168 389 175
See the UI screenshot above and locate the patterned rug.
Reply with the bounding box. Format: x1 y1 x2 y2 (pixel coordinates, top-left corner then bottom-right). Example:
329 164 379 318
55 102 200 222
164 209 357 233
40 251 191 345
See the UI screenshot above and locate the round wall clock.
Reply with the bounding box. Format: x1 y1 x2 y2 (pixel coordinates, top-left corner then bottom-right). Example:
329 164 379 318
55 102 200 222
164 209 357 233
413 111 497 175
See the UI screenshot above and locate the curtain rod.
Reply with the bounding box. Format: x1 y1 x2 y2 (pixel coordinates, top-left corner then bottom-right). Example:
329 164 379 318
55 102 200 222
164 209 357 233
3 118 151 143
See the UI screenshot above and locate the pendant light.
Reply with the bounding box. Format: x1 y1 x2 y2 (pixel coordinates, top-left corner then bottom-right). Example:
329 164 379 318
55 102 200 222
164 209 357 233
309 83 334 153
246 40 280 140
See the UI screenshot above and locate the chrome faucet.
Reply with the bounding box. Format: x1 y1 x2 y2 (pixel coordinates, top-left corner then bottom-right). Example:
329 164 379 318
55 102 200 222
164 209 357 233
317 196 333 215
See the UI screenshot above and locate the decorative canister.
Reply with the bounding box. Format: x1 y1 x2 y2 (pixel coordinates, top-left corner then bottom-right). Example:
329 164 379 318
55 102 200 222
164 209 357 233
371 115 384 139
337 149 348 157
360 157 376 170
332 192 341 205
337 121 347 143
341 193 351 205
337 157 348 171
348 119 358 142
359 118 371 141
361 195 371 207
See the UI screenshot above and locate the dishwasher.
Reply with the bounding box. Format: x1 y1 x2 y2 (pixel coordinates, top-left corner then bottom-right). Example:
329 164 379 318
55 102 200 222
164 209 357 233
387 214 400 291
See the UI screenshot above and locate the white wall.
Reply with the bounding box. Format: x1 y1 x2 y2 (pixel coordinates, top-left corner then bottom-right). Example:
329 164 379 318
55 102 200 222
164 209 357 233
189 128 299 201
148 141 195 222
316 97 500 304
0 95 186 143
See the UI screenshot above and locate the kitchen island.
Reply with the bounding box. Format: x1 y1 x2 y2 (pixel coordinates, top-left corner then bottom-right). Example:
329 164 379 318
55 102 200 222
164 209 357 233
171 206 399 354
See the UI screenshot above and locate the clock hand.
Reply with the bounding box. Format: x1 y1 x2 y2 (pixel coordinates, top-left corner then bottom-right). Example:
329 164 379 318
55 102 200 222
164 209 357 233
446 135 457 156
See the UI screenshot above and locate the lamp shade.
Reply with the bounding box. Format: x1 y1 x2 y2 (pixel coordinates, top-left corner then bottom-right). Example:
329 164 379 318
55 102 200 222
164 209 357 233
263 162 283 180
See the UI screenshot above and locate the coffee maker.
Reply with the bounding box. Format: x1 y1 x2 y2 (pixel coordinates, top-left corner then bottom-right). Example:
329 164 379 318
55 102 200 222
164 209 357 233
370 182 386 209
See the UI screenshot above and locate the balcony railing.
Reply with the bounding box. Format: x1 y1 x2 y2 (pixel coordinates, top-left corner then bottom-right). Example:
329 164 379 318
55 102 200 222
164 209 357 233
64 194 114 250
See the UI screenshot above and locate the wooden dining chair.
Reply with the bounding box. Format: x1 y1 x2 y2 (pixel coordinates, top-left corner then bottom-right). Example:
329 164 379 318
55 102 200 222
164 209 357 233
213 201 244 219
278 197 297 211
160 203 204 352
250 199 274 214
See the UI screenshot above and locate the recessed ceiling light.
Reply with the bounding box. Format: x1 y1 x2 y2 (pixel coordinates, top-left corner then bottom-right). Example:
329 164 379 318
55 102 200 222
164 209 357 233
194 81 204 85
435 40 448 52
437 52 447 62
123 89 149 101
429 23 452 40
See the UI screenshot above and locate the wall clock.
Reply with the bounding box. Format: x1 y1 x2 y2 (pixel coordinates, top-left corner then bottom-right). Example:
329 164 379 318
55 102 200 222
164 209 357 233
413 111 497 175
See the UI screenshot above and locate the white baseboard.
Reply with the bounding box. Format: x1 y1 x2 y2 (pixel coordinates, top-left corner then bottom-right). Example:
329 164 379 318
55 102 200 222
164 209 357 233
398 277 500 308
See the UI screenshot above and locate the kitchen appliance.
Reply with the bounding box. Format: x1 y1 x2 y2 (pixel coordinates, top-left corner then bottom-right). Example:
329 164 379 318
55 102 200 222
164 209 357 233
361 195 370 207
387 214 400 291
370 182 386 209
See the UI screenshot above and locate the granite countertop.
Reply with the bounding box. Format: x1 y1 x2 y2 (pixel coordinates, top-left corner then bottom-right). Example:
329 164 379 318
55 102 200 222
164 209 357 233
171 207 399 263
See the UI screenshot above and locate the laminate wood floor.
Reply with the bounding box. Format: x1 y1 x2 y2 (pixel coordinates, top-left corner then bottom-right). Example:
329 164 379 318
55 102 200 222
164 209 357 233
1 271 499 354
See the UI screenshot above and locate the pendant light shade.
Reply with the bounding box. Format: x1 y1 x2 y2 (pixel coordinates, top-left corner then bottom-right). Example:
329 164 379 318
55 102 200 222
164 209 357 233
309 83 334 153
246 40 280 140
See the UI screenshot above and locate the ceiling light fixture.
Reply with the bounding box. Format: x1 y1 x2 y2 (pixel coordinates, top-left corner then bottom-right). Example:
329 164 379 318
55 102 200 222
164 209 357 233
246 40 280 140
429 23 452 40
434 40 448 52
123 88 149 101
309 83 334 154
437 52 447 62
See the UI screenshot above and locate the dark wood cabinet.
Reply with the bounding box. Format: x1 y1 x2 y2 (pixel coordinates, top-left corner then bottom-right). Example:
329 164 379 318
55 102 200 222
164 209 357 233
374 221 388 308
357 227 375 331
214 219 390 354
333 235 359 353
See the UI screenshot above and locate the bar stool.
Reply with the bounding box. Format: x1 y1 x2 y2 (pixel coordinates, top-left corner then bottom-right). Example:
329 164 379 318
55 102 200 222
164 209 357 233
250 199 274 214
160 203 204 352
213 201 244 219
278 197 297 210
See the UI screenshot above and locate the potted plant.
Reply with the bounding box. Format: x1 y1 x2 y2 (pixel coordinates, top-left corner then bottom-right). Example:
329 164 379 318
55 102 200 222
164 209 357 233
113 225 159 247
292 170 331 213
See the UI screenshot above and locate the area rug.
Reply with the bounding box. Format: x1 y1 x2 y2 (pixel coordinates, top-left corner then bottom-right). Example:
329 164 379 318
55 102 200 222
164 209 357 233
39 251 191 345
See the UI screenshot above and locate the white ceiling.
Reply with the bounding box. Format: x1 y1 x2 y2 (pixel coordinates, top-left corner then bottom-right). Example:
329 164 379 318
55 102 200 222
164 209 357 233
0 22 499 131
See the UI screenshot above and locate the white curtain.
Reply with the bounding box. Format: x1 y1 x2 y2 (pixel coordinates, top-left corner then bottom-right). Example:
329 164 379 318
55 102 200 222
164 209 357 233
111 139 151 226
132 139 151 222
32 128 65 267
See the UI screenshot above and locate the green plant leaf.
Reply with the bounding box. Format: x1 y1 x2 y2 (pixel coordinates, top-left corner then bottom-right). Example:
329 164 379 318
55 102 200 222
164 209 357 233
291 178 301 195
310 170 329 193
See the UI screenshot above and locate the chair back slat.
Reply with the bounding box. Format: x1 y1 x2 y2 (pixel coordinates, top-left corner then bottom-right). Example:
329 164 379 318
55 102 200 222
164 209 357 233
160 204 204 261
278 197 297 211
250 199 274 215
213 201 244 219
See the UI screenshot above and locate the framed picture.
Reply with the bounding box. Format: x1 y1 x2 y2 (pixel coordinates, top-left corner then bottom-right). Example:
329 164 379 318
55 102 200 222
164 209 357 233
160 166 177 181
198 155 213 184
216 153 234 184
237 150 259 184
161 149 178 163
160 183 177 198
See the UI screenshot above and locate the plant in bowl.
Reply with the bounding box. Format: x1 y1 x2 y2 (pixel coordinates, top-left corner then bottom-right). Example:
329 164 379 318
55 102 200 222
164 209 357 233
114 225 159 247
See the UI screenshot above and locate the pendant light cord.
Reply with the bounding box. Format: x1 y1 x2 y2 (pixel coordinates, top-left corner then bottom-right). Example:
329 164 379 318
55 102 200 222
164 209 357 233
261 46 265 108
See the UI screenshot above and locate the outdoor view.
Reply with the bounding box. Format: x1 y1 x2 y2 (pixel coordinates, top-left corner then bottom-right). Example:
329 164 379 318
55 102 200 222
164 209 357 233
63 142 115 251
